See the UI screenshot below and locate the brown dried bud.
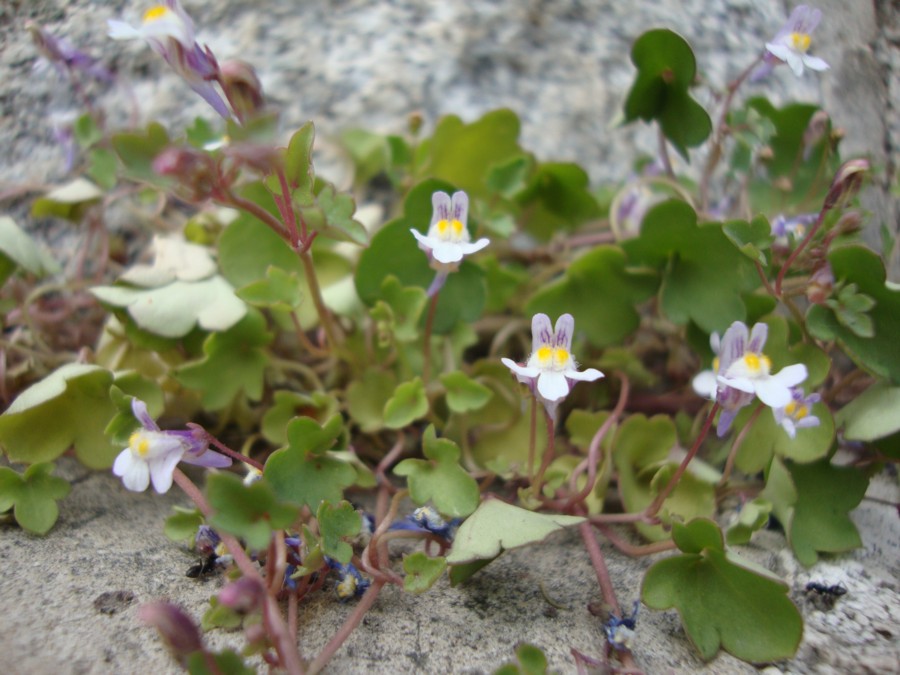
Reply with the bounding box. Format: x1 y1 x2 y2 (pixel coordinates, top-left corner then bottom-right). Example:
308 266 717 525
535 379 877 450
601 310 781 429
137 602 203 663
807 263 834 305
219 60 264 121
153 146 217 201
758 146 774 161
824 159 869 210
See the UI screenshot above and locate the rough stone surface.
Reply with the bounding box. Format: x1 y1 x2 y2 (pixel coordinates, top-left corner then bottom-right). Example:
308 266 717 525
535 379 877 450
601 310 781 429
1 1 899 674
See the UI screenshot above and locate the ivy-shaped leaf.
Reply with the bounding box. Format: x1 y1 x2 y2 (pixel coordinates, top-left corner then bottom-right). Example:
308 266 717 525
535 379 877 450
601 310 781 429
236 265 302 312
261 391 340 445
370 276 428 345
516 162 602 241
440 371 493 414
622 200 758 333
725 497 773 546
824 282 876 338
446 500 584 573
317 500 361 564
623 30 712 159
722 215 774 266
764 458 868 567
733 401 834 474
642 518 802 662
175 310 272 410
526 245 656 347
346 370 398 433
402 552 447 594
0 462 70 535
206 473 299 550
383 378 429 429
807 246 900 383
111 121 171 183
284 122 315 194
263 416 356 510
394 426 479 518
0 364 118 468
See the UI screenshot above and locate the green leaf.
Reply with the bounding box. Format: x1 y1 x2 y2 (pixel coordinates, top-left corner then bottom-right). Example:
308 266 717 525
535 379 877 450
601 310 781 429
207 473 299 550
402 552 447 594
807 246 900 382
236 265 302 311
340 128 390 184
526 245 656 347
486 154 533 198
111 121 171 182
836 383 900 441
73 113 103 147
284 122 315 193
786 459 868 566
494 643 549 675
31 178 103 222
263 416 356 510
440 371 493 413
200 597 243 631
825 283 876 338
446 499 584 566
355 181 487 334
307 183 368 245
317 500 361 564
92 276 247 339
0 216 60 284
613 414 716 541
642 518 802 662
164 507 204 543
422 109 524 198
517 162 602 240
187 648 254 675
0 462 70 535
622 200 758 332
623 30 711 158
722 215 774 266
261 391 339 446
346 370 398 433
175 310 272 410
734 402 834 474
394 426 480 518
370 276 428 344
726 498 773 546
87 148 118 190
0 364 118 468
383 378 429 429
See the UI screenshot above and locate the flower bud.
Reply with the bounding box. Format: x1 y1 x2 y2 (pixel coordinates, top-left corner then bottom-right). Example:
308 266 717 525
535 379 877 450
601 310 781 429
153 146 217 201
218 576 265 614
807 263 834 305
824 159 869 210
138 602 203 663
219 60 264 121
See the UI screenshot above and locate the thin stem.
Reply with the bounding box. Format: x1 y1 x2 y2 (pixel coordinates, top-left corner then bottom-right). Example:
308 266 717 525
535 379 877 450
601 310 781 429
422 291 440 384
527 396 537 483
171 470 304 675
594 523 677 557
192 429 264 472
578 521 620 616
719 403 764 485
657 125 675 179
531 407 556 496
298 248 342 350
646 402 719 517
775 205 828 296
275 168 301 250
375 432 406 494
220 188 290 241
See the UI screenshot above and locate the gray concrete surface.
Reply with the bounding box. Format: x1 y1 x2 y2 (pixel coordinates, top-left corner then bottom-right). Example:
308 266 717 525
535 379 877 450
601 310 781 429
1 1 899 673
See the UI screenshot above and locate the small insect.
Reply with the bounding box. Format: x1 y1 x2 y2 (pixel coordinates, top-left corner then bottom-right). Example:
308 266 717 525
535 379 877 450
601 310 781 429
186 553 219 578
805 581 847 610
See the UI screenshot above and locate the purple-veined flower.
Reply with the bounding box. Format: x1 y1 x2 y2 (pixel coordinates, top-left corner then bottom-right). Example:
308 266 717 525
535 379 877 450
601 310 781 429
108 2 231 119
772 387 821 439
27 22 114 83
771 212 817 244
112 398 231 493
411 191 489 273
501 313 604 418
713 321 808 436
762 5 829 78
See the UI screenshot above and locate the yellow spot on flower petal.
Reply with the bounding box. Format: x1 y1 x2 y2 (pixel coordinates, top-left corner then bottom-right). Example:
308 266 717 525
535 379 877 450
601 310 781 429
790 32 811 52
129 432 150 457
536 345 553 367
436 219 449 236
451 219 464 236
553 348 570 368
742 353 772 375
785 401 809 419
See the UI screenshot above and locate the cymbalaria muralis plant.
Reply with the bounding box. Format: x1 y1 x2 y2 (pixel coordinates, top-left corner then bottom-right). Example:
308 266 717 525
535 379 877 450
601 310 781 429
1 2 897 672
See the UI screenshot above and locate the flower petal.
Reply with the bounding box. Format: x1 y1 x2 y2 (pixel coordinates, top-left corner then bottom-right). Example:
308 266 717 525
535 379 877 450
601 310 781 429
450 191 469 225
132 398 160 431
765 42 792 63
431 242 465 264
501 358 540 380
566 367 604 383
430 191 451 227
531 314 553 351
772 363 808 388
802 55 829 71
748 322 768 354
182 450 232 468
754 379 793 408
692 370 718 400
718 375 755 394
457 238 490 255
553 314 575 351
536 370 570 402
149 449 184 493
112 448 136 478
107 20 143 40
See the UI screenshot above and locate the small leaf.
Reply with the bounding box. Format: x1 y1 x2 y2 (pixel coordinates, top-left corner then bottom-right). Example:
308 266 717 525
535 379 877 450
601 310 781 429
317 500 361 564
236 265 302 311
285 122 315 192
187 648 255 675
345 370 397 433
263 416 356 510
642 518 802 662
383 378 428 429
0 216 60 283
31 178 103 221
402 552 447 594
206 473 299 550
111 121 171 182
722 215 774 266
836 383 900 441
393 426 480 518
370 276 428 344
200 597 243 631
734 401 834 474
495 643 549 675
175 310 272 410
440 371 493 413
726 498 773 546
446 499 584 566
164 507 204 543
0 364 118 468
0 462 70 535
261 391 339 445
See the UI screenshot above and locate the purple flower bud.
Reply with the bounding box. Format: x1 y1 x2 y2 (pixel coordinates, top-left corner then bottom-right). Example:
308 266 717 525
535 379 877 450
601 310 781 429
219 60 265 121
138 602 203 662
218 577 265 614
824 159 869 210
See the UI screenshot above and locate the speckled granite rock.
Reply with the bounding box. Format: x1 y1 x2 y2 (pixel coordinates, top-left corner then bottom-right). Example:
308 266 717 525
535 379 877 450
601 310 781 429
1 2 899 674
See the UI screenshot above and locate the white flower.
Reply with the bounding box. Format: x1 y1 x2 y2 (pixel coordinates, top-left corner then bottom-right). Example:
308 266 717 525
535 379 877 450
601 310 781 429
411 191 489 272
764 5 829 78
502 313 603 417
772 388 821 439
112 399 231 493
